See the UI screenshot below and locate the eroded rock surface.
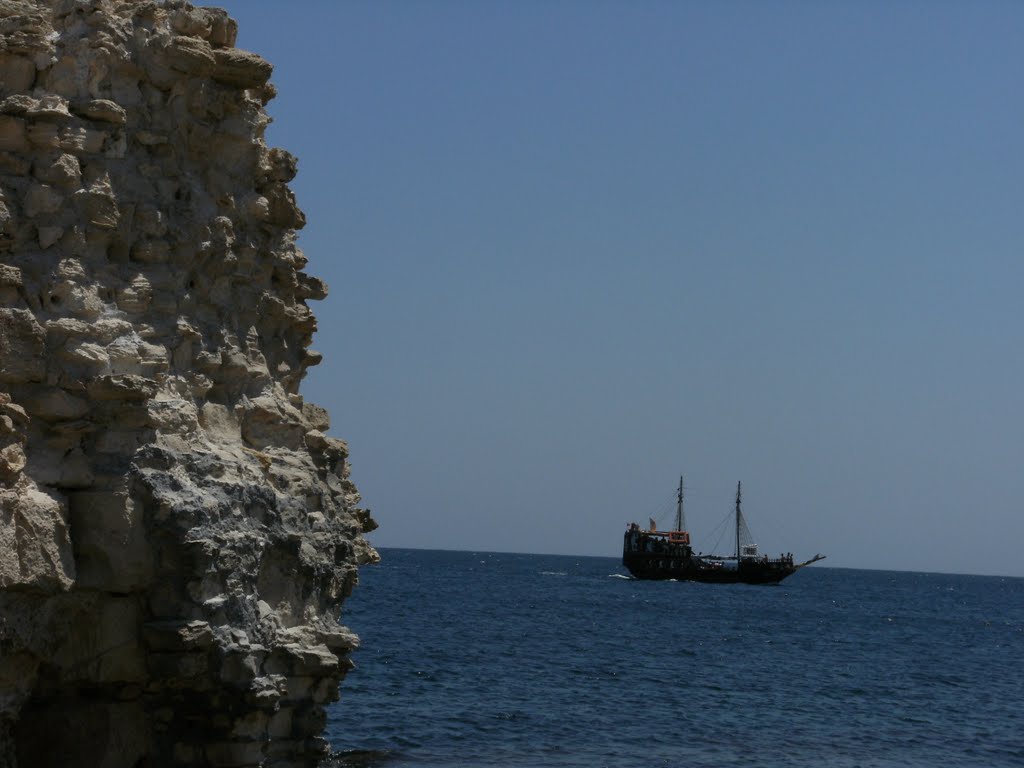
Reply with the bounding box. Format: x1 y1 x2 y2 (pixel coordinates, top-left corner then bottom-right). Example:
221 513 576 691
0 2 378 766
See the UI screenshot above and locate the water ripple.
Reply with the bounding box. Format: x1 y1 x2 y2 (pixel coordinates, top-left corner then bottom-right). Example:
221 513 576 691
328 550 1024 768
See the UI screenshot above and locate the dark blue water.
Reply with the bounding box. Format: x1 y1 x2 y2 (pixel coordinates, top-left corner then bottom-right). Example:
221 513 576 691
325 549 1024 768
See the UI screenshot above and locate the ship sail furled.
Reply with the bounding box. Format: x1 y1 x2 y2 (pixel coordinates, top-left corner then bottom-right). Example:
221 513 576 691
735 481 758 559
675 476 686 533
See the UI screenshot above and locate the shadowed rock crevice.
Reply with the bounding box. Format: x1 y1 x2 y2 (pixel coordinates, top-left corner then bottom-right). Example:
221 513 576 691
0 2 377 765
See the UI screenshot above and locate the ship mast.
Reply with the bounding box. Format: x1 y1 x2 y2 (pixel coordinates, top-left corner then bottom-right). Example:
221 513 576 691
735 481 742 560
675 475 686 532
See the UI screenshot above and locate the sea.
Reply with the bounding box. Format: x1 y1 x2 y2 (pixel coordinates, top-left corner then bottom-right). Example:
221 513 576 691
324 548 1023 768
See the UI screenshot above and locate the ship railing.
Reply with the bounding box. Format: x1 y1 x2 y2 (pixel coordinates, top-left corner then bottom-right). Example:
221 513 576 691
743 554 795 565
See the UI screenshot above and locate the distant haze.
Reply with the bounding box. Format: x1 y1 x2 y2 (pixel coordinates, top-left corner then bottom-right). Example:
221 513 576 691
219 1 1024 577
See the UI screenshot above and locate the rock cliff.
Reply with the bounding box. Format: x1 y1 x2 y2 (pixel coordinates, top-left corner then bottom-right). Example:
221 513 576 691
0 2 378 766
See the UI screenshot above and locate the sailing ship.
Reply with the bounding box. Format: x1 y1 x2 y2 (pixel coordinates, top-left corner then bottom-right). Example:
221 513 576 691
622 478 825 584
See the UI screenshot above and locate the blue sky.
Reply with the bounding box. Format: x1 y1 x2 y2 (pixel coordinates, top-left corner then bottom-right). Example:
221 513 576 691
216 1 1023 576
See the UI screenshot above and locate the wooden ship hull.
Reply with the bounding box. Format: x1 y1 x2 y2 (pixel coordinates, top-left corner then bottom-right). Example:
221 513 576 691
622 532 800 584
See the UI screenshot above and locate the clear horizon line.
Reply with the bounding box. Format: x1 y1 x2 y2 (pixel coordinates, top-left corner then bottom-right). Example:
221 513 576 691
363 544 1023 581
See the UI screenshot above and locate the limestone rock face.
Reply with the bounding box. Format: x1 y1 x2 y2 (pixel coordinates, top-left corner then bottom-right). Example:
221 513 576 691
0 2 378 766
